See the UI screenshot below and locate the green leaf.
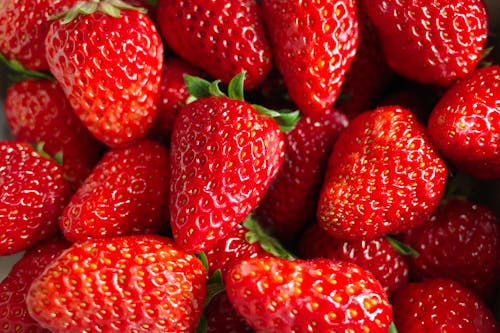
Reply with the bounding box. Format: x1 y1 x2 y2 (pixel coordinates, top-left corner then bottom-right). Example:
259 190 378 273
195 315 207 333
388 322 399 333
252 104 301 133
227 71 246 101
184 74 213 100
208 80 225 98
386 235 419 258
0 52 53 81
52 0 146 23
243 216 297 260
204 270 225 308
195 252 210 273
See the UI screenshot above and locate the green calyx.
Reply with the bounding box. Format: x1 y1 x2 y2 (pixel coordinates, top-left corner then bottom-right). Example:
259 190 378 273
32 142 63 167
51 0 147 24
242 216 297 260
0 52 53 82
184 71 301 133
388 322 399 333
386 235 419 258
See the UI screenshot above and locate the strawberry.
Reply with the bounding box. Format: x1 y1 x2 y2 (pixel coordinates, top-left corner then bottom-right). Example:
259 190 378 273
59 140 170 243
148 57 205 144
155 0 272 90
391 278 500 333
0 141 72 255
317 106 448 240
26 235 207 333
45 0 163 147
298 223 410 296
401 198 500 299
254 109 348 243
0 0 80 71
225 256 393 332
261 0 360 116
361 0 488 86
170 73 298 253
205 292 253 333
0 235 70 333
427 65 500 179
4 79 104 186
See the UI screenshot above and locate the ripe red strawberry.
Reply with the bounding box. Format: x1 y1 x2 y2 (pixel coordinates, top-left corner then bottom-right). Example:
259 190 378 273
225 256 393 332
148 57 205 144
254 109 348 243
26 235 207 333
401 198 500 299
361 0 488 86
0 142 72 255
170 74 295 253
261 0 360 116
4 79 104 186
317 106 448 240
392 279 499 333
427 65 500 179
45 1 163 147
0 0 80 71
298 224 410 296
59 140 170 242
205 292 253 333
0 235 70 333
155 0 272 90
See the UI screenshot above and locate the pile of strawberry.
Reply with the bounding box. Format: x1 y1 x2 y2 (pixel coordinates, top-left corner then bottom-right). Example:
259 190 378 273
0 0 499 332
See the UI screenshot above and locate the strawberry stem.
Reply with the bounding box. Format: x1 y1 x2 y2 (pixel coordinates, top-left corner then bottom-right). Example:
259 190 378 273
386 235 419 258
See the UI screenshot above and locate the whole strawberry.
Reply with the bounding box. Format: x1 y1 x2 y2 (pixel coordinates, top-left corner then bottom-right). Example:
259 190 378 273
261 0 359 116
317 106 448 240
401 198 500 299
27 235 207 333
392 279 499 333
226 257 393 332
0 235 70 333
361 0 488 85
0 142 72 255
0 0 79 71
254 109 348 243
155 0 272 90
45 0 163 147
170 73 297 253
60 140 170 242
299 224 410 296
4 79 104 186
428 65 500 179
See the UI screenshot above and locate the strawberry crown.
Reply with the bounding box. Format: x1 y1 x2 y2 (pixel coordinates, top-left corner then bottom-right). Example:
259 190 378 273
51 0 147 24
184 72 301 133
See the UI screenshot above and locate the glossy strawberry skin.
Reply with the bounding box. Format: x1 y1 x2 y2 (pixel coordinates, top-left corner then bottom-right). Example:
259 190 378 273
226 257 393 332
361 0 488 86
392 279 499 333
0 235 70 333
60 140 170 243
0 0 79 71
4 79 104 186
0 142 72 255
401 199 500 299
170 96 284 253
254 109 348 243
428 65 500 179
261 0 359 116
155 0 272 90
45 9 163 147
205 292 253 333
26 235 207 333
317 106 448 240
299 224 409 296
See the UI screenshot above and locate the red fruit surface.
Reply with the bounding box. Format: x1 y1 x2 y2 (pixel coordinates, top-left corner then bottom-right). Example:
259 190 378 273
392 279 500 333
0 0 79 71
4 79 104 186
428 65 500 179
170 96 284 253
226 257 393 332
299 224 409 296
361 0 488 85
155 0 272 90
0 142 72 255
317 106 448 240
26 235 206 333
60 140 170 242
205 292 253 333
254 109 348 243
0 235 70 333
401 199 500 298
261 0 359 116
45 9 163 147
